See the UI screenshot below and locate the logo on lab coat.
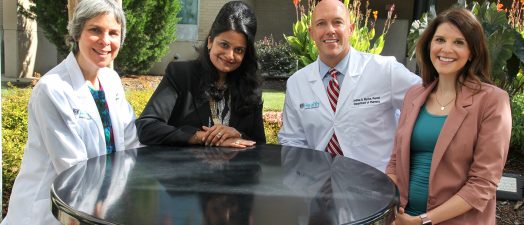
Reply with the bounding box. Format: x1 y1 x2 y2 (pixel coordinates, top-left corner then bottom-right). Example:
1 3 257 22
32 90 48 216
300 101 320 109
73 108 91 119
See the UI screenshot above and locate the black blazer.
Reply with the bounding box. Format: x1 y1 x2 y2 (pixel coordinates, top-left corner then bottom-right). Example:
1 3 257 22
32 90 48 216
136 60 266 145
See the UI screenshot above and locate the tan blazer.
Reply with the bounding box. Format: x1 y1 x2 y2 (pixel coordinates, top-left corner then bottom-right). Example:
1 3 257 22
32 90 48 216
386 81 512 225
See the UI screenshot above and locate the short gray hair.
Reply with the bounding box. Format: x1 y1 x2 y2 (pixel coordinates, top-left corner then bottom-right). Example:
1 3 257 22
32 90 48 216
67 0 127 53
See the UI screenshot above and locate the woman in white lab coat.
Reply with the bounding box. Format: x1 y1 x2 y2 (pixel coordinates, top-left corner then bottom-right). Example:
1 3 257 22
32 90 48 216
2 0 140 224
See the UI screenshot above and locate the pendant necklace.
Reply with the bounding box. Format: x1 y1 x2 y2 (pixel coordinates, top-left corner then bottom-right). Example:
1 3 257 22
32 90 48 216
435 94 455 111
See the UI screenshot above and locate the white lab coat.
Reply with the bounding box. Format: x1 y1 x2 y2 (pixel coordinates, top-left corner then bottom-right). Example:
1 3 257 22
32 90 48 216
278 48 421 171
2 53 141 225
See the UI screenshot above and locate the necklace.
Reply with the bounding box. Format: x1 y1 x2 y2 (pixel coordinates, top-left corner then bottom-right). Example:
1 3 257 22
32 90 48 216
435 94 455 111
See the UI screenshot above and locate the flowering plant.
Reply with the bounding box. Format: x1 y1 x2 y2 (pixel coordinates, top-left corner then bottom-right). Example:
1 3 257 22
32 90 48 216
285 0 396 68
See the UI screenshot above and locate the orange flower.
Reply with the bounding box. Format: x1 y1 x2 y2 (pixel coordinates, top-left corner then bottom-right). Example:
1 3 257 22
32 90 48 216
497 3 504 11
293 0 299 8
373 10 378 20
521 0 524 4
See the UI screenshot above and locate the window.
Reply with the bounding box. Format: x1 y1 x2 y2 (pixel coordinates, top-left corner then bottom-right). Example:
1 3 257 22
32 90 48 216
176 0 198 41
178 0 198 25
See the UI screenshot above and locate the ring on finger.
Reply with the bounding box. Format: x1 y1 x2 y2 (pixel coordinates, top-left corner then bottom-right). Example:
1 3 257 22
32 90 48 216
217 132 223 138
235 140 240 145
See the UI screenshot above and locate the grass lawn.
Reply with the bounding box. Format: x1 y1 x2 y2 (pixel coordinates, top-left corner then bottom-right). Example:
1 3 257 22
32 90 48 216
262 90 285 112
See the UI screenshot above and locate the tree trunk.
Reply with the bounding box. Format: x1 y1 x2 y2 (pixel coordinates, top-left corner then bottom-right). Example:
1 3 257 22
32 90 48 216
17 0 37 79
68 0 78 22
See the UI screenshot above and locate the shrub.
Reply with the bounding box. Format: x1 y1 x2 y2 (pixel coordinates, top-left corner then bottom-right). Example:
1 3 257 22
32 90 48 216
256 36 296 77
27 0 180 74
285 0 397 68
2 87 31 211
125 89 154 118
511 93 524 154
263 112 283 144
264 120 281 144
115 0 181 74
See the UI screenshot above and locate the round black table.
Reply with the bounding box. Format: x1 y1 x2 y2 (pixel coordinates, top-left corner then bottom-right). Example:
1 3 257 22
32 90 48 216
51 144 398 225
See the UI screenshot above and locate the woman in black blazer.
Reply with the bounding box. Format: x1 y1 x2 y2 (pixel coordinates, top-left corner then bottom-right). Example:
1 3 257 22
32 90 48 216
136 1 265 148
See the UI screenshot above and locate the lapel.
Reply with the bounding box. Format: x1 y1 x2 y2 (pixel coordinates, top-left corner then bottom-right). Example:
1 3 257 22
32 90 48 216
306 60 332 115
336 47 363 113
429 83 473 181
65 53 105 143
190 63 212 126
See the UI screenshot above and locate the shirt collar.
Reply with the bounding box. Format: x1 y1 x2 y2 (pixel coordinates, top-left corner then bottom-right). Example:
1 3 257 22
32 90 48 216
318 52 351 79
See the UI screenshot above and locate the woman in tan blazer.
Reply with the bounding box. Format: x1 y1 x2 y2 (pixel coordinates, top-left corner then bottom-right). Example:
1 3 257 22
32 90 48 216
386 8 512 225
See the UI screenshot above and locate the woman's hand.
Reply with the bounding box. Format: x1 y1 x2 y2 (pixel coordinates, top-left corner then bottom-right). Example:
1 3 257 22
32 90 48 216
221 138 256 148
201 125 241 146
394 207 421 225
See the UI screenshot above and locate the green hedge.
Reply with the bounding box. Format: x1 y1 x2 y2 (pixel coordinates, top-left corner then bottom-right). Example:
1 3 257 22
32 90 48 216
2 87 31 211
125 89 154 118
511 93 524 153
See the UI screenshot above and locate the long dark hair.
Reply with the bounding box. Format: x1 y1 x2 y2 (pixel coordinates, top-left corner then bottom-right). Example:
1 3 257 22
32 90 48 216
198 1 260 114
416 8 492 92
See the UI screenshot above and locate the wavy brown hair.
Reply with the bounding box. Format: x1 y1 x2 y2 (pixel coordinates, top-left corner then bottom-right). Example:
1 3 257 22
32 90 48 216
416 7 492 92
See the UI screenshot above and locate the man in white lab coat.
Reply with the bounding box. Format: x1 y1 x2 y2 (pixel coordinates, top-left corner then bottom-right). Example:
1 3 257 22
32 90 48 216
278 0 420 172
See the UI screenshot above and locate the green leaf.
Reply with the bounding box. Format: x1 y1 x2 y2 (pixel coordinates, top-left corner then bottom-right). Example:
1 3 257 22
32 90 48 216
488 29 515 81
513 31 524 64
368 28 376 40
370 35 385 54
481 3 508 34
286 36 303 52
308 44 318 61
299 56 311 67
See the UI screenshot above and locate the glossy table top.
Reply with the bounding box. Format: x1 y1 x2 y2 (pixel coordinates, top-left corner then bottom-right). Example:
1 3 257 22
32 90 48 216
51 144 398 225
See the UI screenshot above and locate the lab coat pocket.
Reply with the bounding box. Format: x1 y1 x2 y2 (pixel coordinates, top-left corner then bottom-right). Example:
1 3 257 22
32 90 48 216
345 103 388 146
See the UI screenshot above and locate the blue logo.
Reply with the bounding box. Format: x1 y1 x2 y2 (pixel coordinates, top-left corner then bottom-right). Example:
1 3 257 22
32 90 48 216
300 101 320 109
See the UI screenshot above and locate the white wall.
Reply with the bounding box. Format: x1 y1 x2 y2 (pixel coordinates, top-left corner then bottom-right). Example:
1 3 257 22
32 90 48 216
148 41 199 75
377 19 410 65
34 27 58 75
3 0 17 78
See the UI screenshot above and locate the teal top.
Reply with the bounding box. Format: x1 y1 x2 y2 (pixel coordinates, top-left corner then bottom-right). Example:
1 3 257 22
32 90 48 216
405 105 447 216
89 84 115 154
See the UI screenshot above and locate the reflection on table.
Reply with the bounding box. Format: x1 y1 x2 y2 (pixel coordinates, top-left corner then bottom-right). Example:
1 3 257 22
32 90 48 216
51 144 398 225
